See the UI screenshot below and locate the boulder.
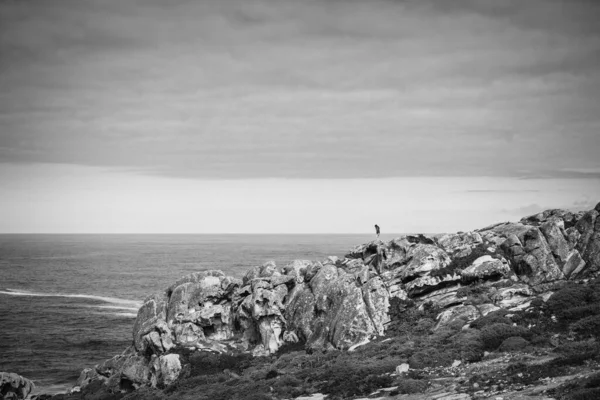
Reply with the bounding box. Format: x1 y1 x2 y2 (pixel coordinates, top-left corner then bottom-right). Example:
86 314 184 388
0 372 35 400
576 209 600 275
499 226 565 286
461 256 511 282
150 354 182 388
435 305 480 328
437 231 483 254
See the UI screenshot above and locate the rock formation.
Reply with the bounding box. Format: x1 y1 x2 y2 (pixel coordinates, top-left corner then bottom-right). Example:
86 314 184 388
0 372 35 400
72 202 600 395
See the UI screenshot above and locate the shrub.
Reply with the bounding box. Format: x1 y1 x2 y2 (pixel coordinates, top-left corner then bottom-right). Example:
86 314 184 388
562 304 600 322
393 378 428 394
546 285 594 318
453 330 484 362
479 323 532 351
498 336 530 352
408 348 457 369
567 388 600 400
555 340 600 357
572 315 600 339
470 310 511 330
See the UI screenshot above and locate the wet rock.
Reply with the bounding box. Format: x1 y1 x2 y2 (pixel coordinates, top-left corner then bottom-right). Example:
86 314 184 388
0 372 35 400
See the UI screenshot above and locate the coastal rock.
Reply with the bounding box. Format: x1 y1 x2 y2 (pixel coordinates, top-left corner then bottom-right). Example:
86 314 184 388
498 226 565 286
0 372 35 400
491 284 533 308
132 292 171 354
460 256 511 282
435 305 479 328
150 354 181 388
437 231 483 255
69 202 600 396
576 207 600 275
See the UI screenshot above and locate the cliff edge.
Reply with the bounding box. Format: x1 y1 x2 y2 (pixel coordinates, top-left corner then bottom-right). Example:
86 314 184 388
50 202 600 399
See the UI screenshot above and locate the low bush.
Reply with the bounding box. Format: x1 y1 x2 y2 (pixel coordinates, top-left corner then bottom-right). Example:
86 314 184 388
572 315 600 339
409 348 457 369
498 336 530 352
470 310 511 330
479 323 532 351
546 285 595 319
392 378 428 394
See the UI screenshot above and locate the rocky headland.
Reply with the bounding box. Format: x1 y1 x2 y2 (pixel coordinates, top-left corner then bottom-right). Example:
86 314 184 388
31 202 600 400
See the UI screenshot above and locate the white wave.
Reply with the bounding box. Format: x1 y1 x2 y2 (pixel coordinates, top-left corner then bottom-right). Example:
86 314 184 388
0 289 142 308
99 312 137 318
86 305 140 311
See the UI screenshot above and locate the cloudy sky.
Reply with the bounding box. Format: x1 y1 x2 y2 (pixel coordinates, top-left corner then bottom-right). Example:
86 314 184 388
1 0 599 233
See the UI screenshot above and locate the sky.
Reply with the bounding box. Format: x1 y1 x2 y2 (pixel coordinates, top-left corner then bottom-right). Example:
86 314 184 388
0 0 599 233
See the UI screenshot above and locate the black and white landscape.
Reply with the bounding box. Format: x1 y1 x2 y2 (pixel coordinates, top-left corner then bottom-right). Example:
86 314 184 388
1 1 600 399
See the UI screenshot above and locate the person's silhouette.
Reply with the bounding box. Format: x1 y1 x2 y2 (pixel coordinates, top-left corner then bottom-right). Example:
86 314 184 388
374 224 380 238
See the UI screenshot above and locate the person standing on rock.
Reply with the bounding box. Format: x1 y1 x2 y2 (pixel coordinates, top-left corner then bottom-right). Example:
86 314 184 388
374 224 380 239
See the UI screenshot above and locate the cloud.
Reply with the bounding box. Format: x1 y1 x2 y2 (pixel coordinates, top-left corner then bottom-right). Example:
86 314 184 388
1 0 599 179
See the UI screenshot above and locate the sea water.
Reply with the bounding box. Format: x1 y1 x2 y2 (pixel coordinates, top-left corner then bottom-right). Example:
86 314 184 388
0 233 382 395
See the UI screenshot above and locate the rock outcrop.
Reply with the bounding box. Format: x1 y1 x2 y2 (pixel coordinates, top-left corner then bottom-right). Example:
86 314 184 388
73 202 600 395
0 372 35 400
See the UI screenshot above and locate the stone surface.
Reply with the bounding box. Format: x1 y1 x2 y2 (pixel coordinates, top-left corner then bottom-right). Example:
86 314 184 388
150 354 182 388
0 372 35 400
461 256 511 281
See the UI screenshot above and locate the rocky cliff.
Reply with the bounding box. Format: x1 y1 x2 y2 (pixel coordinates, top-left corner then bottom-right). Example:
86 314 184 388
66 203 600 396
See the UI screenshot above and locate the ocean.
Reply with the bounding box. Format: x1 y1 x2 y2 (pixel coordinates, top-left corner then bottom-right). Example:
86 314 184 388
0 233 381 395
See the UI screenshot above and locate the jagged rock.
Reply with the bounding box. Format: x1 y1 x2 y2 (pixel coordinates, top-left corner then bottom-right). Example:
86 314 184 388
539 219 571 264
405 274 461 297
282 260 312 283
414 285 462 308
563 250 586 278
395 243 451 280
491 284 533 308
132 292 170 354
576 208 600 275
150 354 182 388
437 231 483 255
476 303 501 317
297 265 386 350
498 225 565 286
461 255 511 281
70 202 600 396
74 368 99 390
121 355 152 387
435 305 480 328
0 372 35 400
